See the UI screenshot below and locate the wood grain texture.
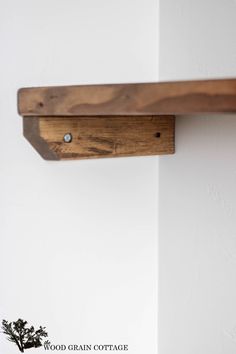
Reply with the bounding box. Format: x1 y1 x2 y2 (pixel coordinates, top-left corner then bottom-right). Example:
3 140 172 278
23 116 175 160
18 78 236 116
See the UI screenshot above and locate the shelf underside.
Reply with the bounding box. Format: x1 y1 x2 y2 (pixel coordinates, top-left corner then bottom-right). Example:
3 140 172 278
18 78 236 160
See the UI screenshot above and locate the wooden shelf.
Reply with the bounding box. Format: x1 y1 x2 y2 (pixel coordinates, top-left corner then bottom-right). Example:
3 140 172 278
18 78 236 160
18 78 236 116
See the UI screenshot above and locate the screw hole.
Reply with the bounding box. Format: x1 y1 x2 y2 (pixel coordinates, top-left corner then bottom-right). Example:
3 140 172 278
155 132 161 138
38 102 44 108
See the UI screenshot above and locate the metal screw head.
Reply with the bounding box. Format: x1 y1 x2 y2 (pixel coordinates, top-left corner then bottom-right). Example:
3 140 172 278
63 133 72 143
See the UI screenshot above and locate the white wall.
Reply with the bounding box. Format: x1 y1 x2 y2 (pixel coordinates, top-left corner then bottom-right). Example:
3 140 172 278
159 1 236 353
0 1 159 353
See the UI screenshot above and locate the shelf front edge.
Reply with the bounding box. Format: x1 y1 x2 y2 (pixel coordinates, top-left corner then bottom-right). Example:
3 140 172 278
18 78 236 116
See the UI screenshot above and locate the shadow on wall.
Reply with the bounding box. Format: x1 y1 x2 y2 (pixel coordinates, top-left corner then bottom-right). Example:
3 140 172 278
159 114 236 354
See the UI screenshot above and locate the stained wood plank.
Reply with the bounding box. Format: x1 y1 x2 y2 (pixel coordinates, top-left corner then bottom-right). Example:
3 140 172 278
23 116 175 160
18 78 236 116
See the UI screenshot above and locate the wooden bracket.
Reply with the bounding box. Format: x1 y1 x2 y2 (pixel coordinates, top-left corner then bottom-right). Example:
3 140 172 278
18 78 236 160
23 116 175 160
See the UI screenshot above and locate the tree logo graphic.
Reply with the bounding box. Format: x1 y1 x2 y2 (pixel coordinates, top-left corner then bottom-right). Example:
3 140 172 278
2 318 48 352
